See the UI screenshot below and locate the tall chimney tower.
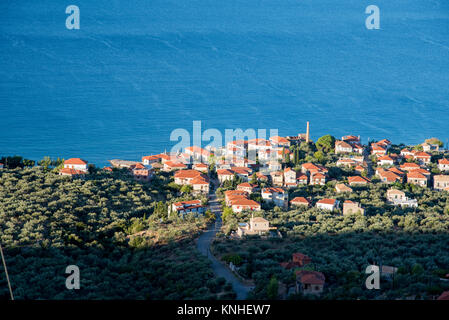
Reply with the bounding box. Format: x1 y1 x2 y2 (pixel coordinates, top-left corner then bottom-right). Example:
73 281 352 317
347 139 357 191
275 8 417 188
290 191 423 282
306 121 310 143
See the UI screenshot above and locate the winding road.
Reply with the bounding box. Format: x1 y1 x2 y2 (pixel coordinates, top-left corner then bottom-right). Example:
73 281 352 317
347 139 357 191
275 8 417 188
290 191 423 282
196 182 253 300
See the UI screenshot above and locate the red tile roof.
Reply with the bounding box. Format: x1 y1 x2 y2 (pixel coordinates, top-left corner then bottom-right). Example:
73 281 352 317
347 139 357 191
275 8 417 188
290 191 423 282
191 177 209 185
59 168 85 175
64 158 87 165
262 187 285 194
400 163 421 170
217 169 234 176
317 198 337 205
174 169 203 179
296 270 325 285
414 151 431 158
270 136 289 144
230 198 260 207
237 182 257 189
348 176 371 184
407 172 427 180
290 197 310 204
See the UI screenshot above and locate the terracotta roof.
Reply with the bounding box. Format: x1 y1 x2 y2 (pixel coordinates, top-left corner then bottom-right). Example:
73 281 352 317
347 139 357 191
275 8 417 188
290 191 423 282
311 172 326 179
407 172 427 180
262 187 285 194
336 140 353 149
400 163 421 170
59 168 85 175
191 177 209 184
217 169 234 176
142 155 159 161
439 158 449 165
64 158 87 165
371 144 386 151
174 169 203 179
173 199 202 206
232 167 251 175
317 198 337 205
387 188 405 195
256 172 268 180
133 163 145 169
165 161 187 168
290 197 310 204
348 176 370 184
377 139 391 146
335 183 353 192
193 163 208 168
231 198 260 207
342 135 359 141
185 146 211 156
224 190 249 197
302 163 321 170
414 151 431 158
378 170 401 182
388 167 404 175
296 270 325 285
270 136 289 144
377 155 394 161
237 182 257 188
248 138 271 146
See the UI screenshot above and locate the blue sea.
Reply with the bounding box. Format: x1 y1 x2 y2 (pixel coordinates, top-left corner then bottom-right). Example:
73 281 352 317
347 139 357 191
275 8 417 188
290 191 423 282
1 0 448 166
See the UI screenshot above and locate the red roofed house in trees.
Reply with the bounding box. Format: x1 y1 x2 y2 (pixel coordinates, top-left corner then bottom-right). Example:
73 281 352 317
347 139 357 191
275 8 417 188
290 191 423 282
59 158 89 177
413 151 431 165
63 158 88 172
348 176 370 186
407 171 428 187
174 169 210 193
290 197 311 207
170 200 206 217
335 140 353 154
438 158 449 172
316 198 339 211
296 270 325 295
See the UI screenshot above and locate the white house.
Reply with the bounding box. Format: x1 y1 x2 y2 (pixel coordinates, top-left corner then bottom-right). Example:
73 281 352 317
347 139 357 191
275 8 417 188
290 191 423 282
262 187 288 208
231 198 261 213
316 198 339 211
386 189 418 207
63 158 88 172
377 155 394 166
438 159 449 172
335 140 353 154
217 169 234 183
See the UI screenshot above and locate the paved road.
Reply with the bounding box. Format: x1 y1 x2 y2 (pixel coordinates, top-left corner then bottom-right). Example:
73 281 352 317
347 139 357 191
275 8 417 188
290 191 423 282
196 185 253 300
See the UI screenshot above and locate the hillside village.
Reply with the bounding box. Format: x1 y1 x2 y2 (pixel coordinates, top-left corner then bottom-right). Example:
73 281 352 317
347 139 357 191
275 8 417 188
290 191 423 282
52 123 449 223
4 123 449 300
